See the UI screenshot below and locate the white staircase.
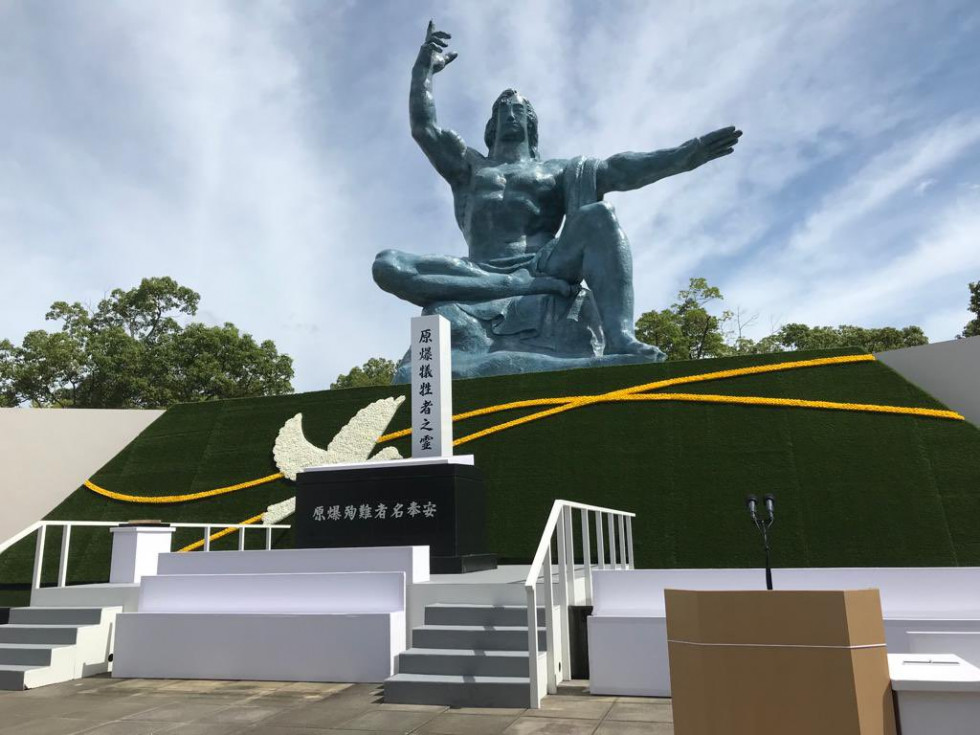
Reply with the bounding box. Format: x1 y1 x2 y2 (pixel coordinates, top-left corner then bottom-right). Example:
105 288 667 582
0 607 120 690
385 603 547 708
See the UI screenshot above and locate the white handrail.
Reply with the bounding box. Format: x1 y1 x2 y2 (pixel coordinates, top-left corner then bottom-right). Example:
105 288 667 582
0 519 290 591
524 500 636 708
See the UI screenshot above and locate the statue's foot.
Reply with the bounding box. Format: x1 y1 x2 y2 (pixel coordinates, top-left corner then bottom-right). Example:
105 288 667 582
605 336 666 361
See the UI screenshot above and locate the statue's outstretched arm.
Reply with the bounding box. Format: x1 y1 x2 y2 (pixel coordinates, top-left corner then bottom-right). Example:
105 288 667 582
596 126 742 196
410 21 469 186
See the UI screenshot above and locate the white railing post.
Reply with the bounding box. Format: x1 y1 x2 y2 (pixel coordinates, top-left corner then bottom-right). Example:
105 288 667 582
581 509 593 602
526 583 540 706
555 511 570 681
203 526 212 552
543 542 557 694
563 507 575 606
618 515 627 570
57 524 72 587
607 513 617 568
522 500 636 707
626 516 635 569
238 527 246 551
596 512 606 569
32 524 47 590
265 526 273 549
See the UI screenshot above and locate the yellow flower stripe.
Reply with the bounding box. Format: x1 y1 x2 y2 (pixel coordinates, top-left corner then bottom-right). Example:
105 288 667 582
377 353 878 443
617 392 965 420
178 514 265 552
86 353 963 505
83 473 284 504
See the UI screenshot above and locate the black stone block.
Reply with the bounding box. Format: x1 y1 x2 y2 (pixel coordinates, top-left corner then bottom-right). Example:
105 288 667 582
295 462 497 574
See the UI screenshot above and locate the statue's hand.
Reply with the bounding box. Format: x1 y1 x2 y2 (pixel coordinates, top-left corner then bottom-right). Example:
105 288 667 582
420 20 458 74
688 126 743 170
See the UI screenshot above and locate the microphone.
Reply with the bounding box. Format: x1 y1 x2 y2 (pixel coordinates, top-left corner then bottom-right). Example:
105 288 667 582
763 493 775 522
746 494 758 522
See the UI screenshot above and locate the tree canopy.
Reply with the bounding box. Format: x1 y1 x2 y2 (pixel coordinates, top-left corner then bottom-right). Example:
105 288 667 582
635 277 929 360
330 357 396 390
635 277 731 361
0 277 293 408
961 281 979 339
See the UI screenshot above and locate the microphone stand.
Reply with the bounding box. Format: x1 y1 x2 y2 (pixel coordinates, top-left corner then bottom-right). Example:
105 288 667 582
746 494 775 590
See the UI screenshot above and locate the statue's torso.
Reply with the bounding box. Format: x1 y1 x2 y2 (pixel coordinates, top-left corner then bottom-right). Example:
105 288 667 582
455 158 567 264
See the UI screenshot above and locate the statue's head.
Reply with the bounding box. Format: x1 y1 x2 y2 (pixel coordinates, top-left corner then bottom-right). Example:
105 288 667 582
484 89 539 159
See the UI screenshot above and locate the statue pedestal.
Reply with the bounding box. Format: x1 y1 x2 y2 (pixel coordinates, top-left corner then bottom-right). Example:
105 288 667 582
295 457 497 574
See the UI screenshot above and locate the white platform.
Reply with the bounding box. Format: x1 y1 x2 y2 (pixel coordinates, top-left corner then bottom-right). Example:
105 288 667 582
302 455 474 473
114 612 404 682
156 545 430 584
138 571 406 614
588 567 980 697
113 570 407 683
889 653 980 735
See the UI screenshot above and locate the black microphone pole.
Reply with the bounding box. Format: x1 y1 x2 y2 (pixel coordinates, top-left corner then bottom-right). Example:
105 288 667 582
746 494 775 590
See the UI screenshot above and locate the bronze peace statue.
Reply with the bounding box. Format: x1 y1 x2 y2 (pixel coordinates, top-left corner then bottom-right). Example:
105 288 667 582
373 21 742 382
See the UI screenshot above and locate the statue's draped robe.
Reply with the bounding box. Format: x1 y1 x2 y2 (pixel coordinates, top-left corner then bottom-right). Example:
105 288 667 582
435 156 606 358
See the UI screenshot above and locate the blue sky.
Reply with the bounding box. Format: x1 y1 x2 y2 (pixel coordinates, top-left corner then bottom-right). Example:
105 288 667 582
2 0 979 392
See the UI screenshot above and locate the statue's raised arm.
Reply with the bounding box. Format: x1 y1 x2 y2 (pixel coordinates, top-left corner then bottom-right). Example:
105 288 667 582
596 126 743 197
410 21 469 186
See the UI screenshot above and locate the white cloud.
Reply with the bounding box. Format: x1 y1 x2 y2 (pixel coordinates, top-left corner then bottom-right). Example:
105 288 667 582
2 0 979 391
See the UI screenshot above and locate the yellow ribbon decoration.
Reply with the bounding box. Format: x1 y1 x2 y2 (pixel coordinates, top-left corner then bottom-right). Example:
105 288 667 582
86 353 964 507
84 473 284 504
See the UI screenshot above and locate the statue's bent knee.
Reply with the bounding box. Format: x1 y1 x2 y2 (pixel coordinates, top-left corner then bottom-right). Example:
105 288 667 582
372 250 407 292
573 201 625 247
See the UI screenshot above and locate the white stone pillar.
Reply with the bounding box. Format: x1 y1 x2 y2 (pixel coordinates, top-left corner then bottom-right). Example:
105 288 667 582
411 314 453 458
109 524 175 584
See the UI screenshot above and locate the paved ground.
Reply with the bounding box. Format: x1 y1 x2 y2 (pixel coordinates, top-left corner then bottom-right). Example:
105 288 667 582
0 677 673 734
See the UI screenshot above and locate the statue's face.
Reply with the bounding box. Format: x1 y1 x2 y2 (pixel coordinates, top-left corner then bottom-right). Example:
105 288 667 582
495 95 530 145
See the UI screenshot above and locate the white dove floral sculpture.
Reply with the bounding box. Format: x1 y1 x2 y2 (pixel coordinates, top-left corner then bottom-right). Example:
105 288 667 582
262 395 406 525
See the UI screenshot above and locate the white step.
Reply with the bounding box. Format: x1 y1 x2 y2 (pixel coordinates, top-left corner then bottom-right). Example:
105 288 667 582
0 605 120 690
425 604 547 627
398 648 533 677
8 607 109 626
411 624 547 651
0 625 82 645
384 672 532 708
0 659 77 691
0 643 74 667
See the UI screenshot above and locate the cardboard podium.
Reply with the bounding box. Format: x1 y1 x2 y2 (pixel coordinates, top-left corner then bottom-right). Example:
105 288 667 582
666 589 897 735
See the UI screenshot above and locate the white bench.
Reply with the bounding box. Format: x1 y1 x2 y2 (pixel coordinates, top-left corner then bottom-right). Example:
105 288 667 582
588 570 670 696
587 568 980 697
889 653 980 734
113 571 406 682
156 545 429 583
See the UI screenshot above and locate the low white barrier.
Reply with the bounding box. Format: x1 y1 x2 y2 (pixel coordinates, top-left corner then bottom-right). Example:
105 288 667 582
587 567 980 697
138 571 405 614
113 571 406 682
889 653 980 735
909 631 980 668
156 546 429 584
588 570 669 696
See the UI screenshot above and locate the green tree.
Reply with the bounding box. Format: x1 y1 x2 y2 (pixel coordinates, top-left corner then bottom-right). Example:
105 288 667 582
960 281 980 338
2 277 294 408
0 340 18 407
636 277 929 360
635 277 732 360
331 357 396 389
747 324 928 354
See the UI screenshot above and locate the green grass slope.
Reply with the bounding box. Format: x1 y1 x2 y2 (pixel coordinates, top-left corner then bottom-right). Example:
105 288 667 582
2 347 979 606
